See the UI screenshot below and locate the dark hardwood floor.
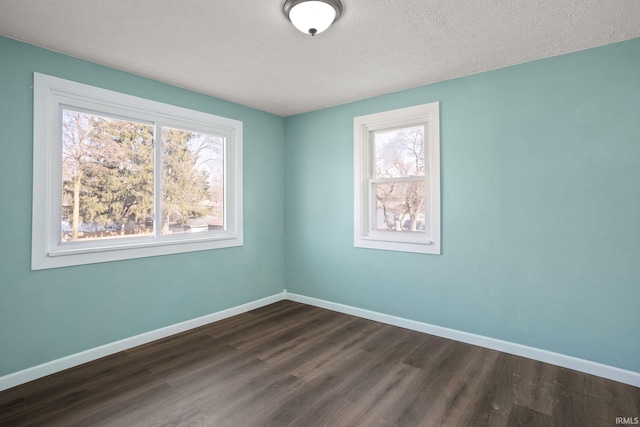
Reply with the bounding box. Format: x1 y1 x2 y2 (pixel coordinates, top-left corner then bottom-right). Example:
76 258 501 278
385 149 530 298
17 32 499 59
1 301 638 426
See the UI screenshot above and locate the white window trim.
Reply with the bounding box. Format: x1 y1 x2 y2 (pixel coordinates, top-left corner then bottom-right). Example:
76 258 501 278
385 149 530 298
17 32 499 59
32 73 243 270
354 102 440 254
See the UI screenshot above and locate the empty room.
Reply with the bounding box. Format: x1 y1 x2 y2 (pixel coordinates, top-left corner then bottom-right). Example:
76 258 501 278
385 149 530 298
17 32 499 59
0 1 639 426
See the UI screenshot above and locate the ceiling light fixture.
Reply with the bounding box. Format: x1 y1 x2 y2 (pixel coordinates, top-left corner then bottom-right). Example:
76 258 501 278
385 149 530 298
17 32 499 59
283 0 343 36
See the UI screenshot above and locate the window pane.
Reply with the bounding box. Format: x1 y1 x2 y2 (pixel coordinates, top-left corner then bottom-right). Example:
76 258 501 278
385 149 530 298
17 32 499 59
374 181 426 232
374 125 425 178
61 109 154 243
161 127 224 235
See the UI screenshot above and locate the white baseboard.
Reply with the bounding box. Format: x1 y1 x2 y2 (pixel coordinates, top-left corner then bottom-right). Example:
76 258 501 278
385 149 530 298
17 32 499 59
3 290 638 392
0 293 285 392
284 291 640 388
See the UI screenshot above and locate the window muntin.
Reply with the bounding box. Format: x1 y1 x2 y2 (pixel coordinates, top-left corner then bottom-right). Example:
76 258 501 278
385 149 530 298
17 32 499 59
354 103 440 254
33 73 243 270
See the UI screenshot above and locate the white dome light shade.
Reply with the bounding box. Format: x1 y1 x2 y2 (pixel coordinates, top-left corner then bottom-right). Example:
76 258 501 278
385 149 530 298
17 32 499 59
285 0 343 36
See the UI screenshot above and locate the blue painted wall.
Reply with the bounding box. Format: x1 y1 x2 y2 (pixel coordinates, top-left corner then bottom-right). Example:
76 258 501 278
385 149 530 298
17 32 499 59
0 37 286 376
284 38 640 372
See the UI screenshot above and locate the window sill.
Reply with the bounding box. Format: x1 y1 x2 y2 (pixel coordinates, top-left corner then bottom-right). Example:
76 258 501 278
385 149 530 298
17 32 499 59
33 235 243 270
354 237 440 254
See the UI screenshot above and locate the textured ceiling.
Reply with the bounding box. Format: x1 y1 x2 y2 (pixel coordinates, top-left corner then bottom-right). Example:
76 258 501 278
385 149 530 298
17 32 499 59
0 0 639 116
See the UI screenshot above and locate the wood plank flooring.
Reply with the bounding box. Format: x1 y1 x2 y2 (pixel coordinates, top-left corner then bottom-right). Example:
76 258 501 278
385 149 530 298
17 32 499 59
1 301 638 426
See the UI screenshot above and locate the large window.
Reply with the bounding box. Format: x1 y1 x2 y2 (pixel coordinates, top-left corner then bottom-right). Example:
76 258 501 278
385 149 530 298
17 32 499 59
354 103 440 254
32 73 243 270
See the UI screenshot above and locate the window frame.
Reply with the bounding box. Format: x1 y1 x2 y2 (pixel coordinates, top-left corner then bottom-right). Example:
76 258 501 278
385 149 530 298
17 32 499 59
353 102 441 254
32 73 243 270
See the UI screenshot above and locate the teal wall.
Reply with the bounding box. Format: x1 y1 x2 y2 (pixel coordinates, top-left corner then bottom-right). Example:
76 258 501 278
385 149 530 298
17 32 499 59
1 35 639 379
284 38 640 372
0 37 286 376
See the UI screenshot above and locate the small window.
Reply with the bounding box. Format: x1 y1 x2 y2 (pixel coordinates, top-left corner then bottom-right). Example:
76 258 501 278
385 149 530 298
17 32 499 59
354 103 440 254
32 73 243 270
